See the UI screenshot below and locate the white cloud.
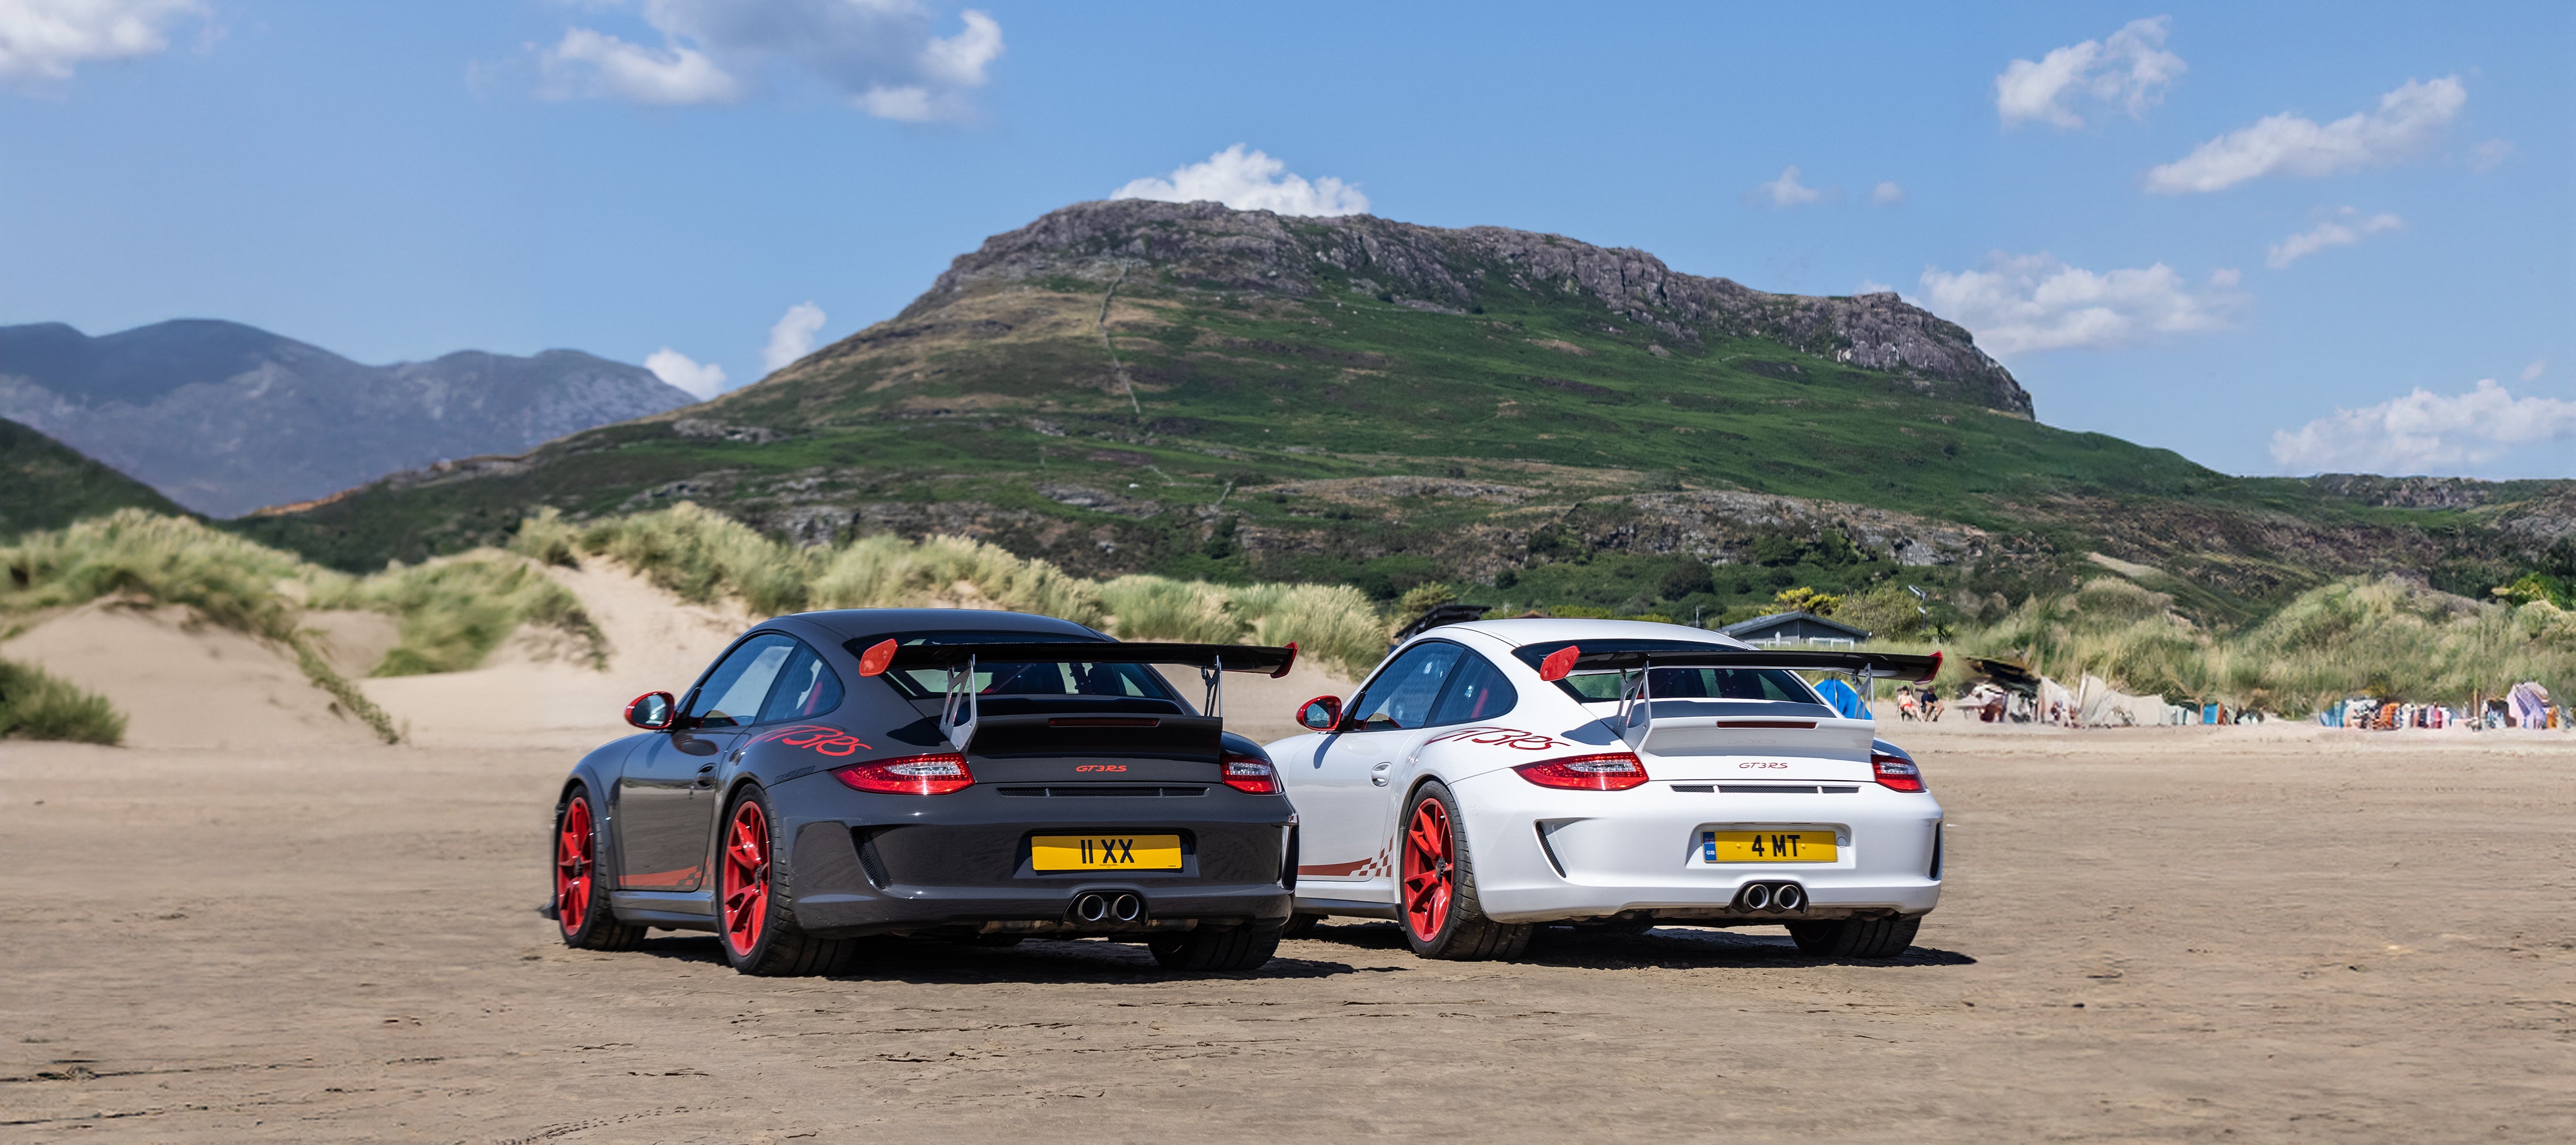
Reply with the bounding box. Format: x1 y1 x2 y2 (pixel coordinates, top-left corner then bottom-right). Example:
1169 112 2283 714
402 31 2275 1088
1917 251 2241 354
2271 379 2576 475
2265 208 2401 269
2146 75 2464 194
2470 138 2513 173
647 347 728 400
1855 279 1895 296
2521 360 2545 382
763 301 827 372
1110 145 1369 217
1870 181 1905 206
541 27 740 104
0 0 203 84
2208 267 2241 288
540 1 1002 121
1751 165 1824 207
1994 16 2184 129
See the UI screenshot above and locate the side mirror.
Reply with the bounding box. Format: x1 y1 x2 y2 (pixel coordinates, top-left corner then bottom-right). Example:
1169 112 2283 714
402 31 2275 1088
625 691 677 731
1296 694 1343 732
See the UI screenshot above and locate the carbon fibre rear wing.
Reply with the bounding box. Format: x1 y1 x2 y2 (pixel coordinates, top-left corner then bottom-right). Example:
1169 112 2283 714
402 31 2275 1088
855 640 1298 753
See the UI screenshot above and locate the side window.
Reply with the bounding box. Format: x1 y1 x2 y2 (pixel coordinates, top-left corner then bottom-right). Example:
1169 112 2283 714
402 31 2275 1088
1347 642 1464 732
687 634 797 728
757 641 846 724
1429 652 1518 725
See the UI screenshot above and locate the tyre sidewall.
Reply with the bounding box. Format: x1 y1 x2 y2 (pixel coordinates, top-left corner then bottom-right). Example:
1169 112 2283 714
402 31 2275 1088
717 783 785 973
1401 781 1468 957
554 783 616 947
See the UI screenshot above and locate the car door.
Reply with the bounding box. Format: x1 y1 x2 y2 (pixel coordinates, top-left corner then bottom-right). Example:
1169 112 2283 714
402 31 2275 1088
618 633 797 891
1300 640 1467 889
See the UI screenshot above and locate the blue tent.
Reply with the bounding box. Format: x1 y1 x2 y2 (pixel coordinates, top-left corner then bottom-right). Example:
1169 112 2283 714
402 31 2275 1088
1814 678 1870 720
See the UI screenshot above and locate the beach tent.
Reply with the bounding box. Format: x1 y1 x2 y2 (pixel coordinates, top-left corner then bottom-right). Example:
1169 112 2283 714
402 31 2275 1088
1814 678 1869 720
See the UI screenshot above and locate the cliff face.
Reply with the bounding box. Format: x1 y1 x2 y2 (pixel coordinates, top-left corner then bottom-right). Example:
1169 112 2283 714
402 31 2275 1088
907 199 2033 417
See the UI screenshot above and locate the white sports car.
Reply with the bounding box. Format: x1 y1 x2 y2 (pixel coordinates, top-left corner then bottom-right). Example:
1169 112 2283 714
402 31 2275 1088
1269 618 1943 960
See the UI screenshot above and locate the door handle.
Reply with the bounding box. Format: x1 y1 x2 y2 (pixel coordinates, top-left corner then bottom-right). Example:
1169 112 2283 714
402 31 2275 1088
695 762 717 788
1370 762 1391 787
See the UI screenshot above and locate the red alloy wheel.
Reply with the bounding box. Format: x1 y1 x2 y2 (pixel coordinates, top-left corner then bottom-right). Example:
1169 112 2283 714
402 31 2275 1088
555 796 596 936
719 799 771 957
1400 796 1455 942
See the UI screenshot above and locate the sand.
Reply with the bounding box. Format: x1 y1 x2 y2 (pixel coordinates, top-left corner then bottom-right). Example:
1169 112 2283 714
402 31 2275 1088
5 572 2572 1140
2 723 2570 1142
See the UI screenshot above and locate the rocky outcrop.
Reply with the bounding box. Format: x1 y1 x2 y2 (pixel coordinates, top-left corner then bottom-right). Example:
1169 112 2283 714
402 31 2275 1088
906 199 2032 417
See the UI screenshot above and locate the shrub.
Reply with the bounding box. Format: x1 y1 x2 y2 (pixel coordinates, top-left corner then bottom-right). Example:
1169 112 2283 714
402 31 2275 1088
810 533 1105 626
0 657 124 744
1231 582 1387 677
311 551 606 675
578 502 813 616
1099 576 1245 643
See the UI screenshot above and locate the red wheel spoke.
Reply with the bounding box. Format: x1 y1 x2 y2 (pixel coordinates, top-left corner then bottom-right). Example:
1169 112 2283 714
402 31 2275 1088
720 799 770 957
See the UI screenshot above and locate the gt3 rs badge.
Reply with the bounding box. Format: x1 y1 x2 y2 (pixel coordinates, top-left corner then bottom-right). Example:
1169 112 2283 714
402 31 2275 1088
744 724 872 757
1423 726 1568 751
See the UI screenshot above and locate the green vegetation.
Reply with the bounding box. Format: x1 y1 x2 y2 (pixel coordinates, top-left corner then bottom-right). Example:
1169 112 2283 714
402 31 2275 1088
1 418 185 539
310 554 605 675
0 657 125 744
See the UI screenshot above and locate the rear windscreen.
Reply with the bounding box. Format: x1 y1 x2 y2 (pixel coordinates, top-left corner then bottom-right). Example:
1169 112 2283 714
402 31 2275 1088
846 631 1187 705
1512 639 1821 705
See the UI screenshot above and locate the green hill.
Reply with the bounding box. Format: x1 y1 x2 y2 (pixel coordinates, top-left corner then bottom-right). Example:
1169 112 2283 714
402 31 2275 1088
2 417 187 538
232 200 2575 628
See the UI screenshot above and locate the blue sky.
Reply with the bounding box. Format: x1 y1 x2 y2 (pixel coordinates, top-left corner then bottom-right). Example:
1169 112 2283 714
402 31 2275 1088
2 1 2569 478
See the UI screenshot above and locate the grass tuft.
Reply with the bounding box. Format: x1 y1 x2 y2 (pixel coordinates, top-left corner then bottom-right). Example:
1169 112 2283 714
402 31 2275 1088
0 657 125 744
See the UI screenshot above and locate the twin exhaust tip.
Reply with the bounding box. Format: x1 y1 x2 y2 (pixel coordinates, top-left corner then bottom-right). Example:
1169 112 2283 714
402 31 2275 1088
1072 891 1145 924
1736 882 1805 913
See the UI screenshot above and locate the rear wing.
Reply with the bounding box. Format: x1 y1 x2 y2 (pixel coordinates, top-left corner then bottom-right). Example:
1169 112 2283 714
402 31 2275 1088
1539 647 1941 682
857 640 1297 753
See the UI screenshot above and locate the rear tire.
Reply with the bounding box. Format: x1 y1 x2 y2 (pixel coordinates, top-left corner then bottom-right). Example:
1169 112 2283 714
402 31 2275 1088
554 786 645 951
1787 914 1922 959
717 784 858 976
1398 782 1533 961
1147 924 1282 972
1279 912 1323 939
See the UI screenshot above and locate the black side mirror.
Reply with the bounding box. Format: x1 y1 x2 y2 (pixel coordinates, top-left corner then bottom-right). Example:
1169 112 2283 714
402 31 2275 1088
1296 694 1344 732
624 691 677 731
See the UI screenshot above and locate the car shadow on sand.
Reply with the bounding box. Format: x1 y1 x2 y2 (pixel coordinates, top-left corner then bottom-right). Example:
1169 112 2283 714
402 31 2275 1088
1295 920 1976 969
626 931 1388 982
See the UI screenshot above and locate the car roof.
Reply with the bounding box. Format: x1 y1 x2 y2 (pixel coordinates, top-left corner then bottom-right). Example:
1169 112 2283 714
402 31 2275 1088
786 608 1109 643
1432 617 1756 651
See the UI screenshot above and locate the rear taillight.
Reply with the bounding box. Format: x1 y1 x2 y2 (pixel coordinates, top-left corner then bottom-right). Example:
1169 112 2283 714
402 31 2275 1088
1221 751 1281 795
1513 751 1650 791
833 752 974 795
1872 751 1926 792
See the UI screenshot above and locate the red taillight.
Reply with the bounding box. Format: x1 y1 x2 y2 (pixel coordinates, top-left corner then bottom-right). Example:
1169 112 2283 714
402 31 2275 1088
1513 751 1649 791
1872 751 1926 792
1221 751 1280 795
833 752 974 795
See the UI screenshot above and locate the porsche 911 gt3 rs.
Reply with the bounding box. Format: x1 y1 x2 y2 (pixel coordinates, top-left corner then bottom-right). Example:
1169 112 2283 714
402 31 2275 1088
546 608 1300 974
1267 618 1942 961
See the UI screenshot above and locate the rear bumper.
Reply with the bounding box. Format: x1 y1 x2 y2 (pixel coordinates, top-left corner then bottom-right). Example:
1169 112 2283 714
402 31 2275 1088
763 772 1295 939
1449 770 1945 925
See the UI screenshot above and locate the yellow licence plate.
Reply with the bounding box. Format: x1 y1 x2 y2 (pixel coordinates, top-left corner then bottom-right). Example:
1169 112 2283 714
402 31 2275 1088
1702 829 1836 863
1031 834 1184 871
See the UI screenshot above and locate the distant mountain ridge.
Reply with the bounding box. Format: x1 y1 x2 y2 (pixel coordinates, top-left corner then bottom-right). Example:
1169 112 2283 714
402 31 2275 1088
1 417 184 537
0 320 698 517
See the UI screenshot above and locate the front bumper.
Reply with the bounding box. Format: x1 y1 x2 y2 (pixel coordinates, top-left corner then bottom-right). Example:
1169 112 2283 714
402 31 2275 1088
1449 770 1945 925
768 772 1296 939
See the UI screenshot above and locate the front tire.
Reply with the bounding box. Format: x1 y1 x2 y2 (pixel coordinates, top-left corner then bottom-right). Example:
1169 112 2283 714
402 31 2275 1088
1397 782 1532 961
717 784 855 976
1147 924 1282 972
555 787 645 951
1787 914 1923 959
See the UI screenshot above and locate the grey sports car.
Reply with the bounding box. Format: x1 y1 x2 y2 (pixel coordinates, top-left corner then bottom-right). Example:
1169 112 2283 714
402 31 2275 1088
546 608 1300 974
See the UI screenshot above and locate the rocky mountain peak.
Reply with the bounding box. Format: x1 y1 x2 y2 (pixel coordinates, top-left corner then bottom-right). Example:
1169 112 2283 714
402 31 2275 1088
912 199 2033 418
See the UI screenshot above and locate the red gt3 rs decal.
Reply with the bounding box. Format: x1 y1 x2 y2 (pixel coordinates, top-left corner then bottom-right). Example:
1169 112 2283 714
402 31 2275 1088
1422 726 1567 751
744 724 872 757
1074 764 1128 772
1740 761 1789 769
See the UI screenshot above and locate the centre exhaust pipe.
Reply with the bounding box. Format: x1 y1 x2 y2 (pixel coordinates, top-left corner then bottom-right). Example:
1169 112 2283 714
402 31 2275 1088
1111 892 1144 922
1740 883 1772 910
1073 892 1110 923
1772 883 1804 912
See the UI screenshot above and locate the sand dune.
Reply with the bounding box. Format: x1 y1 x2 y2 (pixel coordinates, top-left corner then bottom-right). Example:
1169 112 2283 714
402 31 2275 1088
0 601 382 750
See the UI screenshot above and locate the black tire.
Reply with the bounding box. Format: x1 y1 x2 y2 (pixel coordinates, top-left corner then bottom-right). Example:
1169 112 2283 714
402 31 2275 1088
1278 912 1324 939
1147 924 1283 972
1787 914 1923 959
1398 781 1534 961
716 784 857 977
554 785 645 951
